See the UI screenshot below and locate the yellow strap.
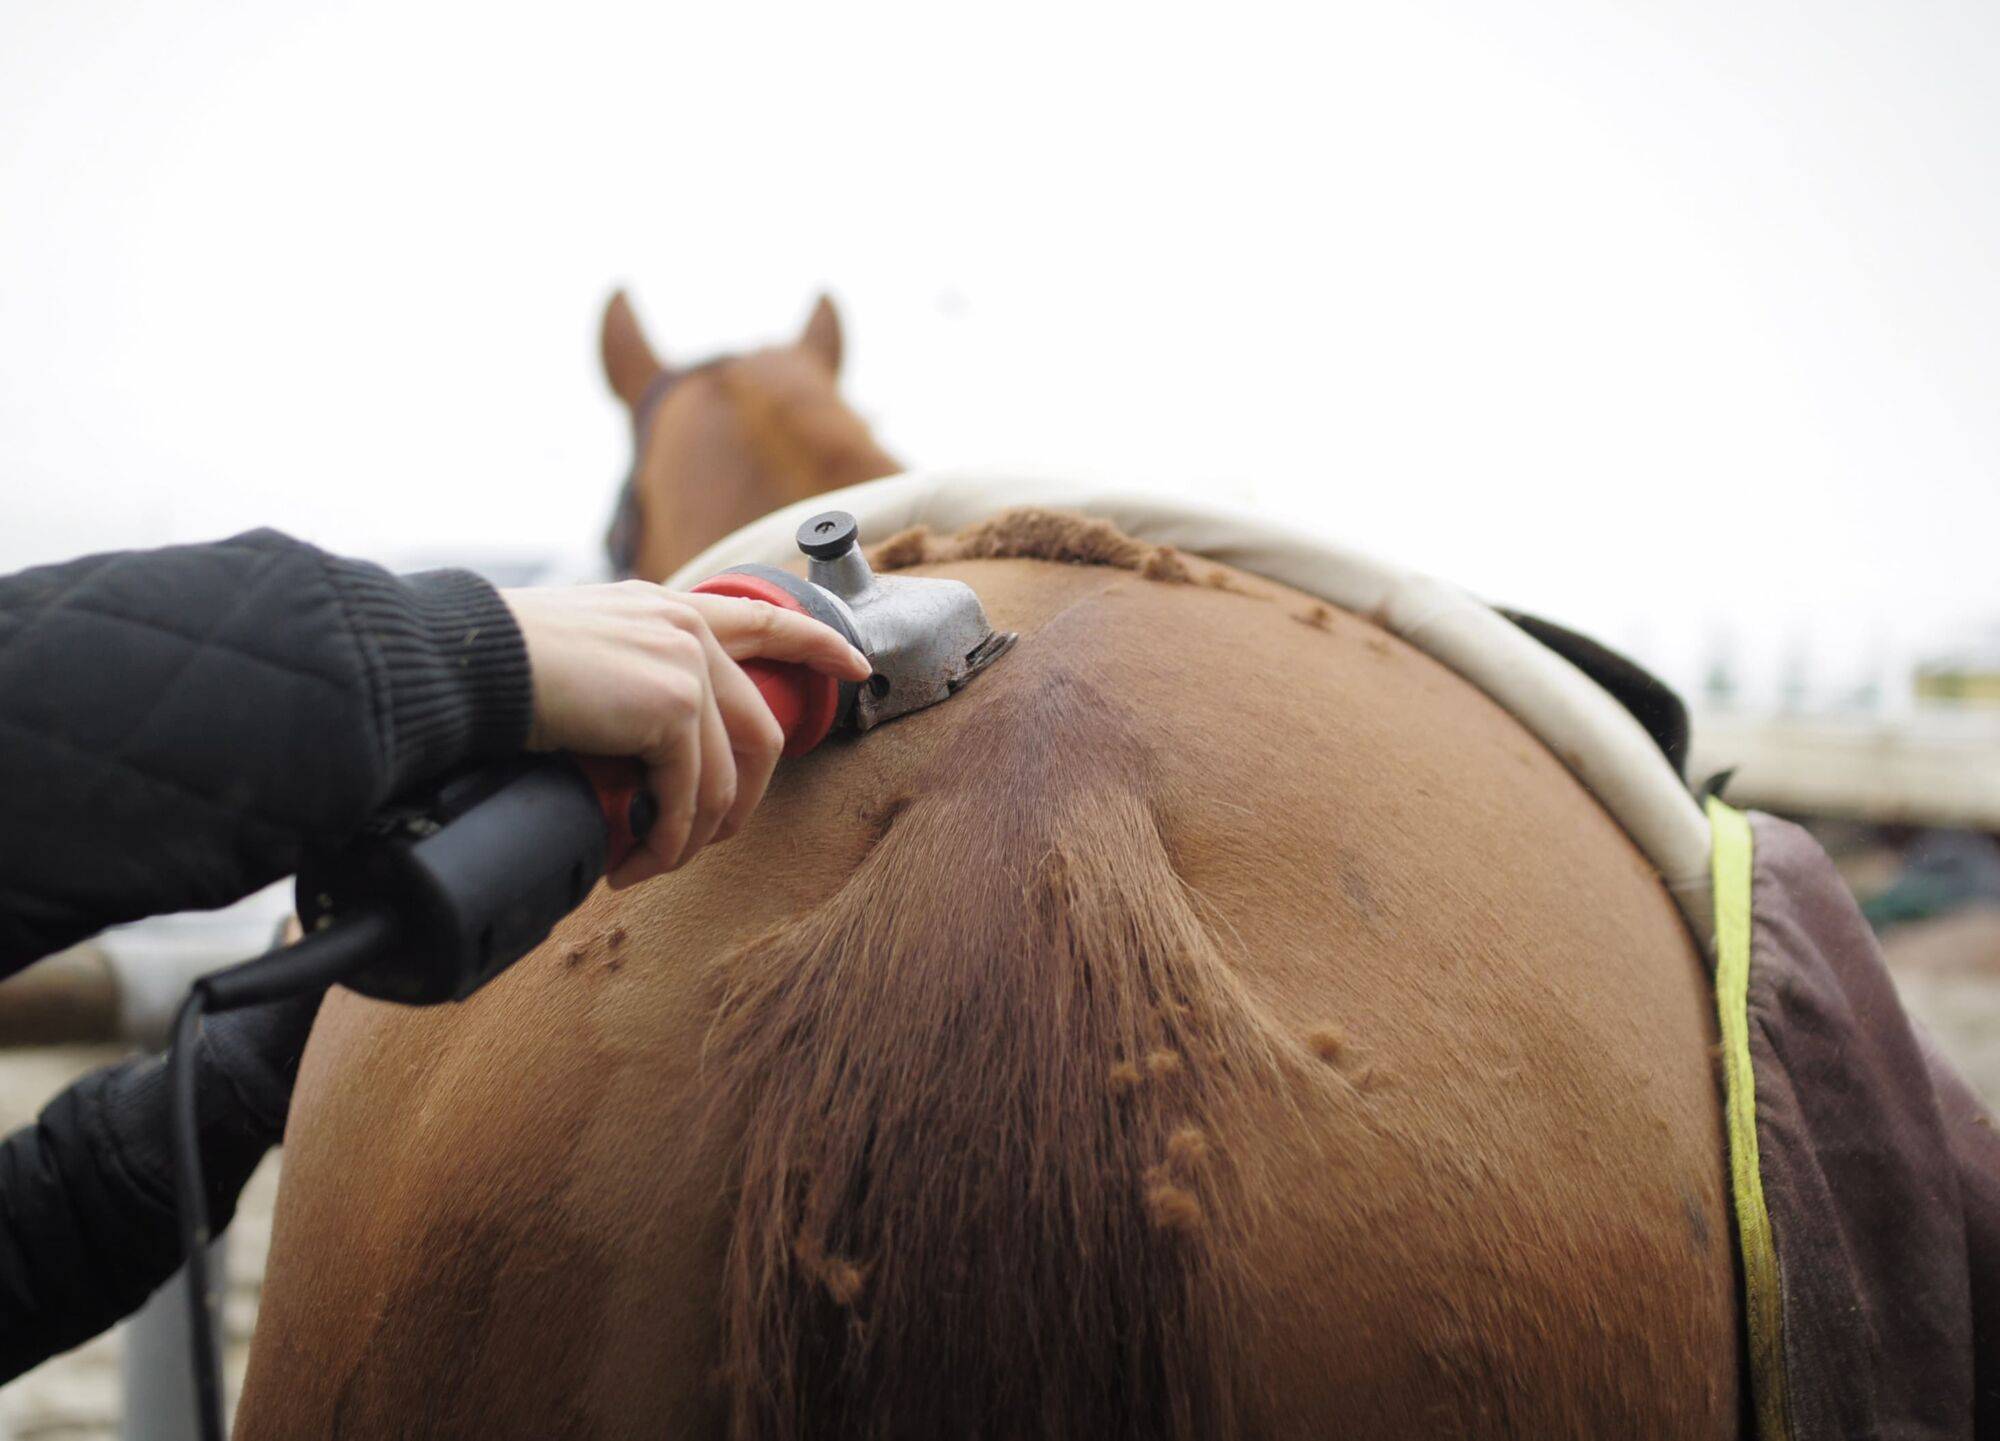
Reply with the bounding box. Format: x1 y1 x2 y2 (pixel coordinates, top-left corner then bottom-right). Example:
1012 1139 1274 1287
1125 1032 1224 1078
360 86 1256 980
1707 796 1792 1441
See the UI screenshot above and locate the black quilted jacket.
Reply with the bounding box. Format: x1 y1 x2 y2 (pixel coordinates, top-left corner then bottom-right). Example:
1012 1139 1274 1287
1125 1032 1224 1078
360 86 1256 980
0 529 533 1378
0 529 531 969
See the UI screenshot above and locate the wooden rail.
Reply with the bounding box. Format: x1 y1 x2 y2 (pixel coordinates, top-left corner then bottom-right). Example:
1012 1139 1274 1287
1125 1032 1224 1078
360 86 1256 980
1688 712 2000 830
0 944 119 1046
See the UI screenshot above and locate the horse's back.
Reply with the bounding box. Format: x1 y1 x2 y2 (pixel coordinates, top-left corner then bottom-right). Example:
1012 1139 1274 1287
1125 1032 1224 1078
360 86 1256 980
239 545 1735 1439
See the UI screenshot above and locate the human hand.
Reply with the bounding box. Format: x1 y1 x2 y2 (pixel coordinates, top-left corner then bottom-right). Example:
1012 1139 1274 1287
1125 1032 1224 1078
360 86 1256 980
501 582 870 886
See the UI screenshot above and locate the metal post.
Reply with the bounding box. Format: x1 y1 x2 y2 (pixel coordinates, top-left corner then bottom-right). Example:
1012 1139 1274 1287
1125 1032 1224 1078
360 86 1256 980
120 1237 228 1441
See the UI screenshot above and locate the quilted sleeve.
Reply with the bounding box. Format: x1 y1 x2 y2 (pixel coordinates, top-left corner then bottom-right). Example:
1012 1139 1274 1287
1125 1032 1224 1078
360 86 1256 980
0 531 532 972
0 986 321 1382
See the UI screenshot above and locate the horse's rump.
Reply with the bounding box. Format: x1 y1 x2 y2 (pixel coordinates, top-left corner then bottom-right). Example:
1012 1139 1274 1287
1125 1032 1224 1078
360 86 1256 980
240 514 1735 1439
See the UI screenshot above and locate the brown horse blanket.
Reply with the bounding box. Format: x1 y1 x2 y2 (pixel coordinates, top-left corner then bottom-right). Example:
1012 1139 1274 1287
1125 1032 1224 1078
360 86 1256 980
1740 812 2000 1438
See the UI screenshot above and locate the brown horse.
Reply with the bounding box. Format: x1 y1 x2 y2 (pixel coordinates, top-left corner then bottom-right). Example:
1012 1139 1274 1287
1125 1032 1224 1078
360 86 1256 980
599 291 901 582
236 300 1738 1438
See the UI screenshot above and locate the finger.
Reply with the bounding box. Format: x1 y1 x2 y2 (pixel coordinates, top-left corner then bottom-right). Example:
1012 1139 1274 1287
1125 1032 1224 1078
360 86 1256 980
677 593 871 679
703 635 785 843
610 729 697 889
609 686 703 890
674 658 737 870
606 850 655 890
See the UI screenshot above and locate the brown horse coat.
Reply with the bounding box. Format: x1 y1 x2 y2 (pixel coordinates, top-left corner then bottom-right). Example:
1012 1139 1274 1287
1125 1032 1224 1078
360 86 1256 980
239 512 1737 1438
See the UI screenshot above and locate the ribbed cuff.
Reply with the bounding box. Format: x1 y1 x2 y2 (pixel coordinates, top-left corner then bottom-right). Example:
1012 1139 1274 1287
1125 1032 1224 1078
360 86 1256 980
322 559 534 797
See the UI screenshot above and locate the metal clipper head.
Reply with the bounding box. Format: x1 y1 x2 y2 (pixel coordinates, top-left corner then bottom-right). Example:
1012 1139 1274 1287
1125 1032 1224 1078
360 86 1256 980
794 510 1018 731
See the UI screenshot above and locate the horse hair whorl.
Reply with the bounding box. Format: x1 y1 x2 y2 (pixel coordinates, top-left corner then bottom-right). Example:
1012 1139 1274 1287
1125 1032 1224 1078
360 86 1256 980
703 671 1309 1440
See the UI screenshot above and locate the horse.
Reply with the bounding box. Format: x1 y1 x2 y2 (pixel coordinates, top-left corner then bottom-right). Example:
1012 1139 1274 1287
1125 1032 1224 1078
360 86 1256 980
234 296 1738 1438
598 290 902 583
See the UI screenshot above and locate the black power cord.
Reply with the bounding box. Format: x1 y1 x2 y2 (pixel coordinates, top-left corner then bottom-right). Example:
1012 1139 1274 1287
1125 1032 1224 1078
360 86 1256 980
168 913 395 1441
167 991 222 1439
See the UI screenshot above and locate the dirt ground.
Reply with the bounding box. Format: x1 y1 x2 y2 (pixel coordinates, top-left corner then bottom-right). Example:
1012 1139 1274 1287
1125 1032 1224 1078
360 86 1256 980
1881 906 2000 1101
1 939 1994 1438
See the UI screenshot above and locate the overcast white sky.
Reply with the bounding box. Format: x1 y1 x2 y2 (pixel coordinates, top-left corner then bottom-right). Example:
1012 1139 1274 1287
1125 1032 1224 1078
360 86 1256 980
2 0 1995 703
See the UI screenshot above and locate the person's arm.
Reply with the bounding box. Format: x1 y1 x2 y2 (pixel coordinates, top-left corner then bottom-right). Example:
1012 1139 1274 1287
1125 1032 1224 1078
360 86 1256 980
0 530 534 975
0 532 875 970
0 989 316 1381
0 531 870 1379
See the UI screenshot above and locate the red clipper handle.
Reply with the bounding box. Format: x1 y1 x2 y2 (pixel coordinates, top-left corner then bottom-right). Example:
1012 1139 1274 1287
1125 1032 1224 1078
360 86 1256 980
571 573 844 873
572 755 653 871
687 572 842 756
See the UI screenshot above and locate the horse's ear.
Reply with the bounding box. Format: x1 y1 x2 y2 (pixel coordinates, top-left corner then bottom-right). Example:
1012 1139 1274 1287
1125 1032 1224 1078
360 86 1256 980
601 289 665 410
799 293 843 376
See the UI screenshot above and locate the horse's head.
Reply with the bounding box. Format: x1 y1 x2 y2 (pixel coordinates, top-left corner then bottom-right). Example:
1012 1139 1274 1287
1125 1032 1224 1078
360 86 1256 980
600 291 902 581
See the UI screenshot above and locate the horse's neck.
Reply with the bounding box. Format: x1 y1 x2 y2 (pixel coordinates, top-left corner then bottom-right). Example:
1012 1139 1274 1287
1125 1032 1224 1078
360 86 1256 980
738 394 901 513
637 401 899 581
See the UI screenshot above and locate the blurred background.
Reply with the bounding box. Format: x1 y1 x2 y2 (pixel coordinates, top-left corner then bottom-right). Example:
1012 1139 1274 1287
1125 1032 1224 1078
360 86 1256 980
3 0 1996 1434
